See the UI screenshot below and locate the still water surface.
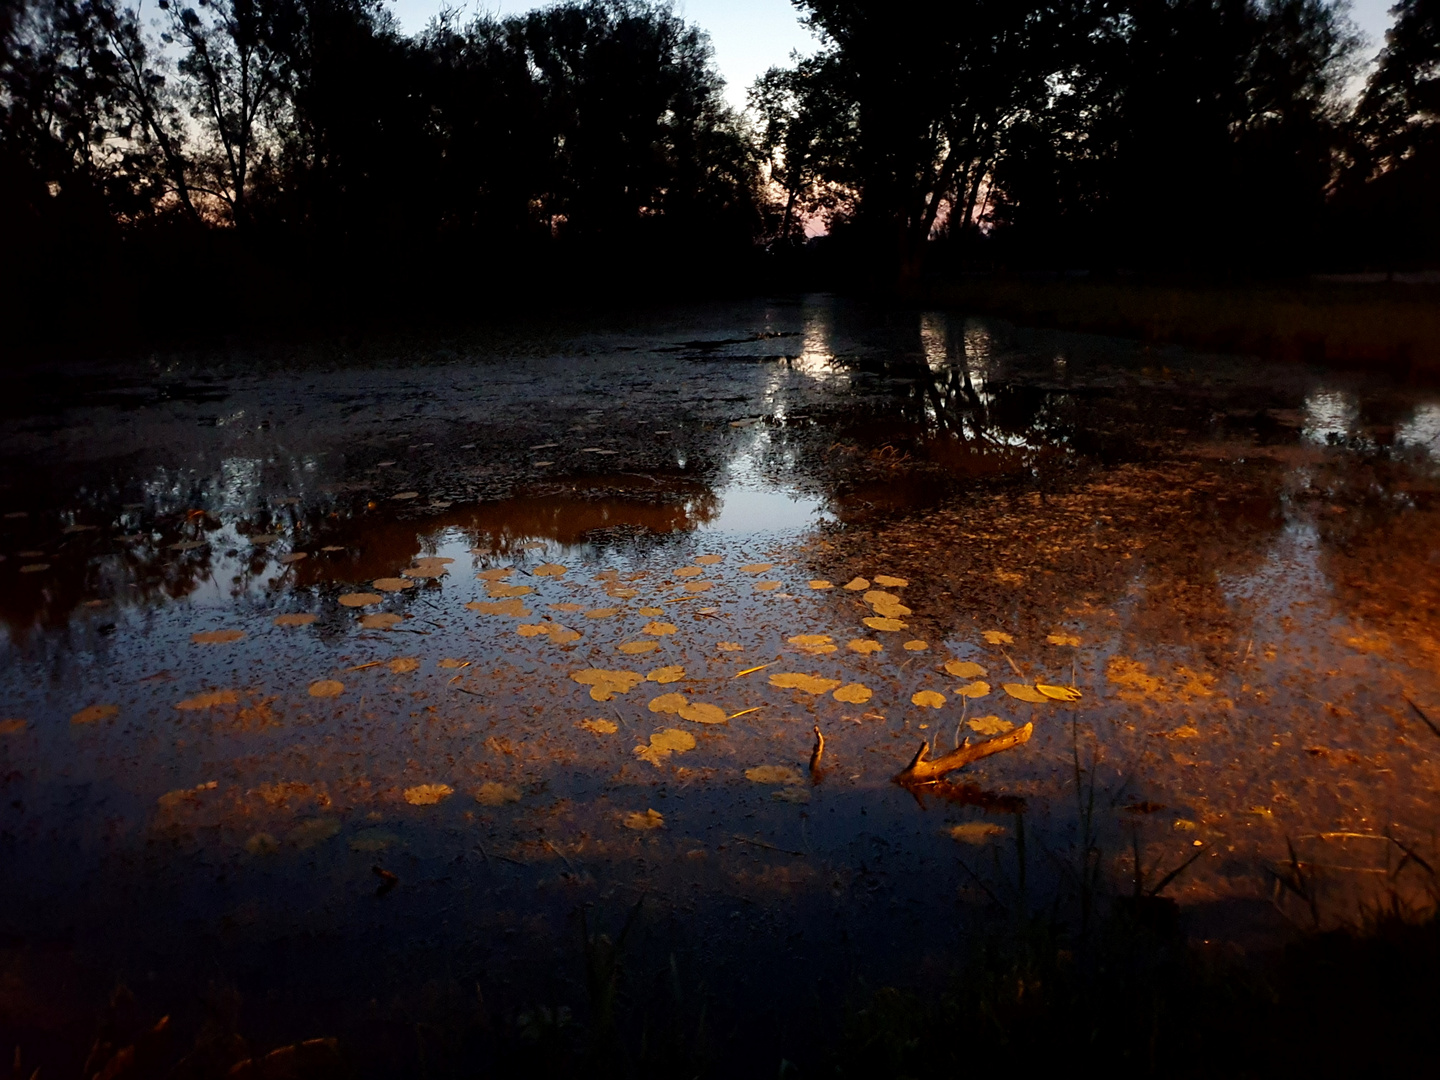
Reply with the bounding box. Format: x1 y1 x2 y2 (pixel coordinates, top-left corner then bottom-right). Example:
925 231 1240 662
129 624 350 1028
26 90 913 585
4 296 1440 1070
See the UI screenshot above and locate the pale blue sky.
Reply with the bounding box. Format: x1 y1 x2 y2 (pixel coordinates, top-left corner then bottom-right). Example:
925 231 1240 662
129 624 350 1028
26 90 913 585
384 0 1402 111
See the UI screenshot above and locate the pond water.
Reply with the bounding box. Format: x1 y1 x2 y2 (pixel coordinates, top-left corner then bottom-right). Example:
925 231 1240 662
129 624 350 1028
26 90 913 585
4 295 1440 1073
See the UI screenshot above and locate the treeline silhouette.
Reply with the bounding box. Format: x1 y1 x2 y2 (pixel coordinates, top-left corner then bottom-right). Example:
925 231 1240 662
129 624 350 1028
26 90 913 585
1 0 1437 341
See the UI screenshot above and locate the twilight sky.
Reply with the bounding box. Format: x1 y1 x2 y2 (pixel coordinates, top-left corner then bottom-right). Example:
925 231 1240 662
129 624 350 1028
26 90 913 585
385 0 1402 112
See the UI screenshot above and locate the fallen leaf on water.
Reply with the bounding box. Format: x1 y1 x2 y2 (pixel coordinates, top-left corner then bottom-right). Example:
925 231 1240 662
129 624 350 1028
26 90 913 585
871 601 913 617
788 634 833 647
466 599 530 617
843 577 870 591
391 491 419 501
288 817 341 849
643 621 678 636
770 672 842 694
741 563 773 574
673 566 704 578
717 642 744 651
1047 633 1081 646
873 575 908 588
438 658 469 669
863 617 907 632
635 728 697 766
192 629 245 644
848 639 883 655
476 568 514 580
678 701 727 724
579 718 618 734
273 613 317 627
548 627 581 644
648 692 688 714
321 545 345 553
955 680 991 698
404 783 453 806
943 660 986 679
623 808 665 830
983 630 1015 645
1003 683 1049 703
773 787 811 803
474 781 521 806
517 623 552 637
833 683 872 704
360 613 404 629
308 680 345 699
586 607 621 620
949 822 1006 844
912 690 947 708
176 689 240 710
647 666 686 684
372 578 414 592
638 606 664 617
755 581 781 591
1171 725 1201 739
745 765 803 785
250 534 280 545
903 640 928 652
618 641 659 654
968 716 1013 736
533 563 567 577
19 563 50 573
387 657 420 674
278 552 308 564
1247 806 1274 818
1036 684 1082 702
0 719 27 734
683 581 713 592
487 583 533 598
695 554 723 565
338 593 383 608
571 669 644 698
403 564 448 579
808 580 833 590
71 704 119 724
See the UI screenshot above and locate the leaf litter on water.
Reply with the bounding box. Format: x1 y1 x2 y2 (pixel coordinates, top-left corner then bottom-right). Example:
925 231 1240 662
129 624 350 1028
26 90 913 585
673 567 704 578
983 630 1015 645
956 681 991 698
948 822 1007 844
770 673 842 694
191 629 245 644
273 613 317 627
635 729 696 766
360 613 403 629
1048 633 1081 646
338 593 383 608
618 641 659 654
863 617 907 632
175 689 240 710
848 639 883 655
1003 683 1050 703
833 683 872 704
741 563 773 574
943 660 986 679
71 704 119 724
911 690 947 708
808 580 833 590
873 575 908 588
623 808 665 830
372 578 414 592
532 564 567 577
403 783 453 806
647 666 686 684
309 680 345 698
695 554 723 565
643 621 678 635
474 781 521 805
843 578 870 591
1037 684 1083 702
745 765 803 785
903 640 928 651
967 716 1014 736
579 718 618 734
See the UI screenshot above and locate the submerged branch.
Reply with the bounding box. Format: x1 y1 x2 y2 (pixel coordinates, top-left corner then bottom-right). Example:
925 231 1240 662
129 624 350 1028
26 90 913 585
894 722 1033 784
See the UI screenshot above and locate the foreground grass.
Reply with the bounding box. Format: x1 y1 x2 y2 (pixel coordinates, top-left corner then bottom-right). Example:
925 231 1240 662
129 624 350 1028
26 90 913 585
917 277 1440 372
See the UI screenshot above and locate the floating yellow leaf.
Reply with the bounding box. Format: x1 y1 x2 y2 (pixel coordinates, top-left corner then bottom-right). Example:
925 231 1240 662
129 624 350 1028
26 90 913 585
635 728 697 766
618 640 659 654
833 683 872 704
404 783 453 806
402 564 448 579
643 621 678 636
673 566 704 578
741 563 773 574
608 586 642 598
1047 633 1081 647
638 606 664 616
571 669 644 694
623 808 665 830
967 716 1013 736
176 689 239 710
517 623 552 637
532 563 567 577
717 642 744 651
755 581 781 591
71 704 118 724
1171 725 1200 739
769 672 842 694
948 822 1006 844
943 660 986 679
683 580 713 592
579 718 618 735
309 680 345 699
360 613 403 629
372 577 414 592
956 680 991 698
982 630 1014 645
903 640 928 652
387 657 420 674
465 598 530 617
273 613 317 627
1003 683 1049 703
788 634 834 647
487 583 533 598
476 567 514 580
192 629 245 644
0 719 27 734
911 690 946 708
647 666 686 684
862 590 896 606
848 639 883 655
278 552 308 564
474 781 521 805
873 575 908 588
678 701 727 724
745 765 803 785
808 580 833 590
585 607 620 619
649 692 688 714
338 593 382 608
863 617 907 632
437 658 469 668
1036 684 1082 702
549 628 581 644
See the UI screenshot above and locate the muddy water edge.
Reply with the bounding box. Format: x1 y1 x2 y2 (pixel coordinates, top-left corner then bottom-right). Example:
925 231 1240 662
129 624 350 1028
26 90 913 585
4 296 1440 1074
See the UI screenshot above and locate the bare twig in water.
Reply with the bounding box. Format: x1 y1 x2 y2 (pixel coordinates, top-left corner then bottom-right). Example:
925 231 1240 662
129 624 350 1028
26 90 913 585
732 834 806 857
810 725 825 777
894 723 1034 784
1405 698 1440 742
